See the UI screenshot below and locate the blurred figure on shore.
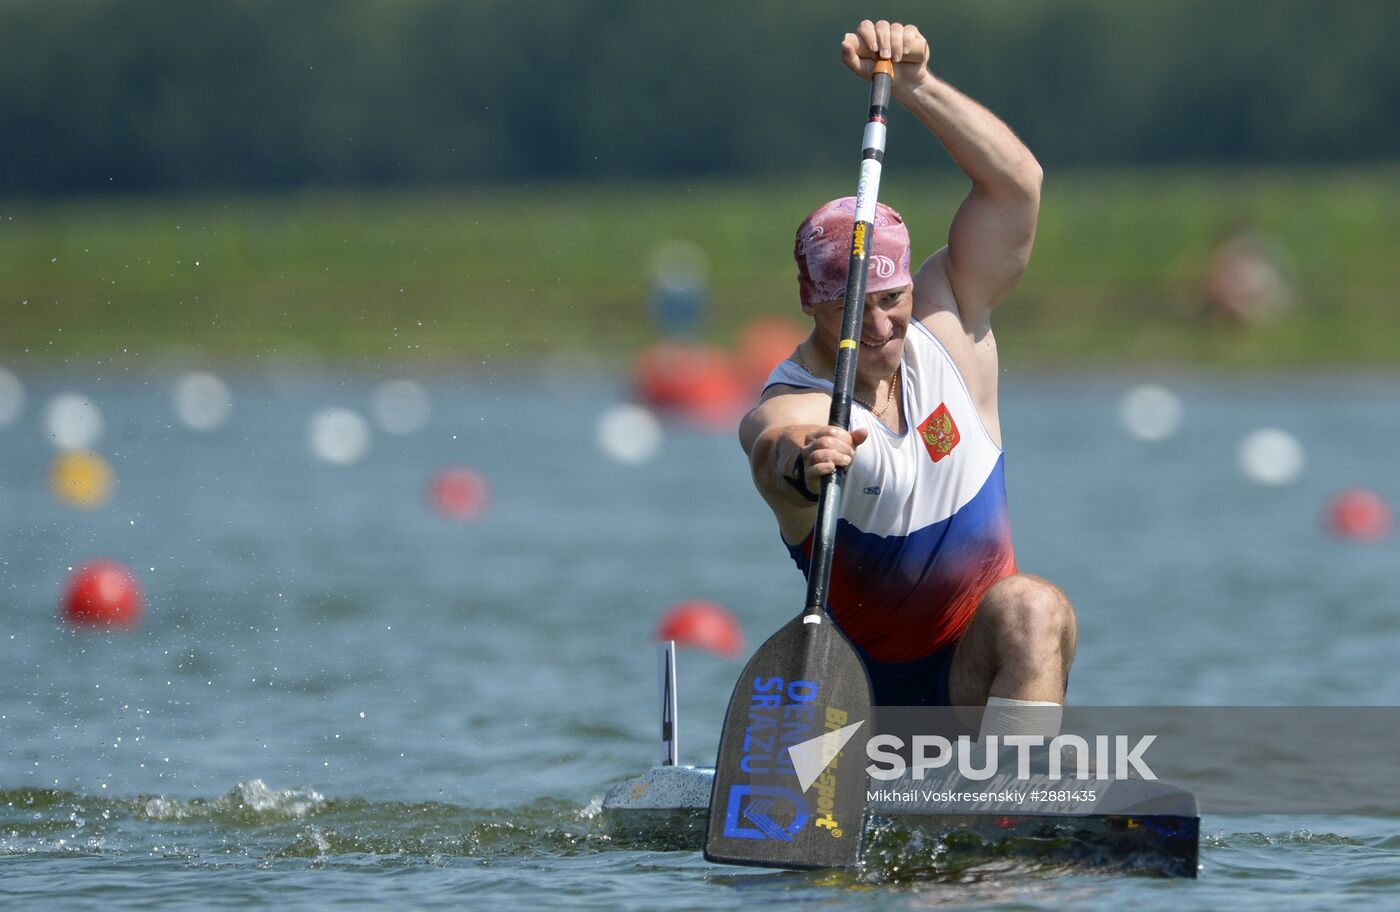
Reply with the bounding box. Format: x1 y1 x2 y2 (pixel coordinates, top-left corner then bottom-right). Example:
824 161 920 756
1203 230 1295 327
633 239 747 429
649 239 710 338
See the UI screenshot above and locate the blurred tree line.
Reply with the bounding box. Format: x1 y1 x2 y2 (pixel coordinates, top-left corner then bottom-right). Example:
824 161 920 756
3 0 1398 195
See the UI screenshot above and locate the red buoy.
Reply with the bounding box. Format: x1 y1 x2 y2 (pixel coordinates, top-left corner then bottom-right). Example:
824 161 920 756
428 467 489 520
1325 488 1393 541
655 599 744 659
62 561 142 629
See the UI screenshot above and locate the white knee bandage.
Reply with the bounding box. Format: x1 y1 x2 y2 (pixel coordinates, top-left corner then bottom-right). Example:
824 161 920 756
977 696 1063 741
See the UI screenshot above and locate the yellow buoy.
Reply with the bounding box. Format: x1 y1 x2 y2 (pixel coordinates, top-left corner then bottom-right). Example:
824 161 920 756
50 451 115 508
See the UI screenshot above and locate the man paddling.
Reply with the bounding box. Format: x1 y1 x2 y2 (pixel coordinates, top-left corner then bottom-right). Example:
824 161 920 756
740 20 1075 737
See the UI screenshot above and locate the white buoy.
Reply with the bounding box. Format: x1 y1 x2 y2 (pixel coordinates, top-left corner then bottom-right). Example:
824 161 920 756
596 404 663 465
1238 428 1305 486
309 408 371 465
173 371 233 431
45 392 104 451
0 367 24 427
370 379 430 435
1119 384 1182 442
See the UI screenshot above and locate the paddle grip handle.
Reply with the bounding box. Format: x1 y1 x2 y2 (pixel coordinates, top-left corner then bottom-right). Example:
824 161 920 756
803 63 894 619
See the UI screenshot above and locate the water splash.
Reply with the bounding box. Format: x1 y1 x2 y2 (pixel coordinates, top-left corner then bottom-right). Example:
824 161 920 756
138 780 327 823
0 785 610 864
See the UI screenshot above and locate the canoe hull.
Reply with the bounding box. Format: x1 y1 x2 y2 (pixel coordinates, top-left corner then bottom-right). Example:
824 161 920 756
602 765 1199 877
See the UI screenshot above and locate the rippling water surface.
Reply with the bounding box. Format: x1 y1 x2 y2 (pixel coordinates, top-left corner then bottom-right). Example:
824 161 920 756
1 366 1397 908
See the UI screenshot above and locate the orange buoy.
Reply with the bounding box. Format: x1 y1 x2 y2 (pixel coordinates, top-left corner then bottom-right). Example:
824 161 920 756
633 342 748 431
1325 488 1393 541
62 561 142 629
737 316 807 391
655 599 744 659
428 467 489 520
50 451 115 509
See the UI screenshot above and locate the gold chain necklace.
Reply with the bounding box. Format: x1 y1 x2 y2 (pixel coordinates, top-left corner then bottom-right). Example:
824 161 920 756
796 346 900 420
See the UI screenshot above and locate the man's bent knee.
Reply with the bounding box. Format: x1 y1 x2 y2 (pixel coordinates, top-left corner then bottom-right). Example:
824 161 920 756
949 574 1077 707
976 574 1077 670
985 575 1075 647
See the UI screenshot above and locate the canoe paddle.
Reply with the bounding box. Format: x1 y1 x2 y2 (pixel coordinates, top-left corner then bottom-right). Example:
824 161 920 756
703 58 894 870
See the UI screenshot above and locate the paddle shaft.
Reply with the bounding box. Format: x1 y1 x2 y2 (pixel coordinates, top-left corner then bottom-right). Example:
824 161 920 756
803 59 894 621
704 63 890 870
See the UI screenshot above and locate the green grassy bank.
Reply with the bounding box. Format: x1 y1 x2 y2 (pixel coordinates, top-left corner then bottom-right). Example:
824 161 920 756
2 168 1398 367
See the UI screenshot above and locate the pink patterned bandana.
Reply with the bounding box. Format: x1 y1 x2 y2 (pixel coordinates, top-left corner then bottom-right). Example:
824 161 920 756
794 197 912 306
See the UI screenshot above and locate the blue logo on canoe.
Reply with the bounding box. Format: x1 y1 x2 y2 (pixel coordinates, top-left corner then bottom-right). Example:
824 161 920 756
722 785 809 840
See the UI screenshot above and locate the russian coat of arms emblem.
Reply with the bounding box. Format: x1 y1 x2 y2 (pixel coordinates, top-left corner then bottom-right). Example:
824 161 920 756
918 403 960 462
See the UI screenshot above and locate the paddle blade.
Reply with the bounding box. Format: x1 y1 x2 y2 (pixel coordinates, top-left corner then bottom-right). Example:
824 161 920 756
704 615 873 869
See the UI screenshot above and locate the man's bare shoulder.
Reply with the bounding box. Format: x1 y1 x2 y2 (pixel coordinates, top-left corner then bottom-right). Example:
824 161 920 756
908 247 1004 444
911 248 966 322
909 247 994 343
738 383 831 455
